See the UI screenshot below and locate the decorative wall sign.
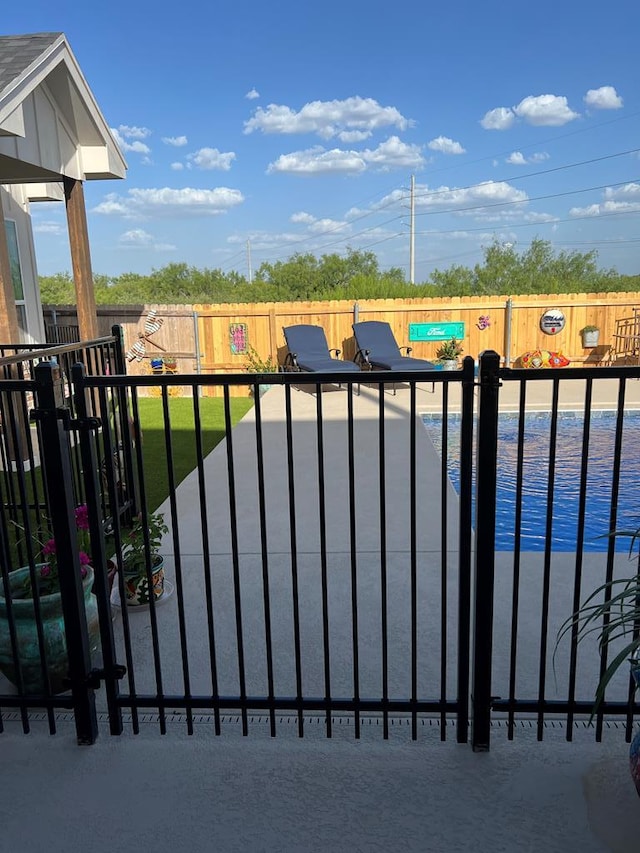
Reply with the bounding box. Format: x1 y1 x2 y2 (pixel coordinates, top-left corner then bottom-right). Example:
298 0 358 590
539 308 566 335
408 321 465 342
229 323 248 354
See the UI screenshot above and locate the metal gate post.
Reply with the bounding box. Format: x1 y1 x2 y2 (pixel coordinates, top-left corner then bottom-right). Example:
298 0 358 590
72 362 124 734
471 350 501 751
33 362 98 745
456 356 475 742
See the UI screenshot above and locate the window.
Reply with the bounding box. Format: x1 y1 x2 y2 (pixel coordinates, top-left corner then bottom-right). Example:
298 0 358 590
4 220 27 341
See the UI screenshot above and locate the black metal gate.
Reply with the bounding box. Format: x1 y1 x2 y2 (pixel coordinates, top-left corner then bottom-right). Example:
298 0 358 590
2 345 640 748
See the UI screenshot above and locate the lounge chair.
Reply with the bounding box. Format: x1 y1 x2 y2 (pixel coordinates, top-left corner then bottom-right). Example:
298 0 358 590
283 324 361 390
352 320 435 393
352 321 435 371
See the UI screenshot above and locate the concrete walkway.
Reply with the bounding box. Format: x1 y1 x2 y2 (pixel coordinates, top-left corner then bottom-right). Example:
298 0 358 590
0 718 639 852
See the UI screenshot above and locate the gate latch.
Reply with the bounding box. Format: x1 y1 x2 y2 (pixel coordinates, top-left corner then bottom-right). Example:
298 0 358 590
64 664 127 690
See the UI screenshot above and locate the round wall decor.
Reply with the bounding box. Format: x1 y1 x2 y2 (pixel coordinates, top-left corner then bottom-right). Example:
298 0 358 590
540 308 566 335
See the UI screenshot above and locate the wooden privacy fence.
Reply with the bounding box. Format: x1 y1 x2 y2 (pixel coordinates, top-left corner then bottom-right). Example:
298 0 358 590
193 292 640 395
44 293 640 397
43 305 199 378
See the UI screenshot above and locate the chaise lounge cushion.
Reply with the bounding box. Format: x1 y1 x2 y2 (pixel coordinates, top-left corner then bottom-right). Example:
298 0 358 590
283 325 361 373
352 321 435 370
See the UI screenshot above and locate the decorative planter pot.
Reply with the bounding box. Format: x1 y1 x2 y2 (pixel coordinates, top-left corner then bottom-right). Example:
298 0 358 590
123 556 165 606
0 565 99 694
581 330 600 348
440 359 458 371
630 660 640 798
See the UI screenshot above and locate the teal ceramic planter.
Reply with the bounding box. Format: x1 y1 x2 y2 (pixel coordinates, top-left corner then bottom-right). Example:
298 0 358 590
630 660 640 797
0 565 99 694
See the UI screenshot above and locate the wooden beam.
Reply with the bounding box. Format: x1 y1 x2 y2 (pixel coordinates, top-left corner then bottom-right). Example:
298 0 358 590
64 177 98 340
0 197 19 342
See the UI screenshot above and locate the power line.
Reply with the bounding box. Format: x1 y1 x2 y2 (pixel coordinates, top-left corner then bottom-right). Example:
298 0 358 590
411 148 640 204
412 177 640 218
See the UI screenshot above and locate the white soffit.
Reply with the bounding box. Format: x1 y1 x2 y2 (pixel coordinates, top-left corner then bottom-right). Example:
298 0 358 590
26 182 64 202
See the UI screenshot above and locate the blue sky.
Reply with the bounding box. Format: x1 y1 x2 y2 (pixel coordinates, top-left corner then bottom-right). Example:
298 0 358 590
4 1 640 282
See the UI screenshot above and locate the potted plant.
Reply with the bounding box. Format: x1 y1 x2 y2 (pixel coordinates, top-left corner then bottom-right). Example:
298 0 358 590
0 505 100 694
555 526 640 797
245 346 278 397
436 337 464 370
121 511 168 606
580 325 600 348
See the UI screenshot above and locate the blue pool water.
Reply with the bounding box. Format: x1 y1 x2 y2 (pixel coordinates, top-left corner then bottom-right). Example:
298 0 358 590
422 410 640 552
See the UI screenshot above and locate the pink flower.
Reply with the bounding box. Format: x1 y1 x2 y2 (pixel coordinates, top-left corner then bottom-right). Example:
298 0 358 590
78 551 91 566
80 566 88 579
40 564 52 577
75 505 90 531
42 539 56 556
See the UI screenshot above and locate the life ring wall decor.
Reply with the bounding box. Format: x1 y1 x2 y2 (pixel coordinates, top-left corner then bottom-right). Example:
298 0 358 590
517 350 570 368
540 308 566 335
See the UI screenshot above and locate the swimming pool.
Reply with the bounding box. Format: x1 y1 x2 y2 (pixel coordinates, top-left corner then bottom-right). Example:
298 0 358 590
422 410 640 552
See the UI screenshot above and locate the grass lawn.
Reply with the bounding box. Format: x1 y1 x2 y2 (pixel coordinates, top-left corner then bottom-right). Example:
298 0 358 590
135 396 253 511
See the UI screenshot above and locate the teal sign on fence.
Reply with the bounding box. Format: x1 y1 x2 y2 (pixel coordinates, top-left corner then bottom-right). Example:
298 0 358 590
408 322 465 342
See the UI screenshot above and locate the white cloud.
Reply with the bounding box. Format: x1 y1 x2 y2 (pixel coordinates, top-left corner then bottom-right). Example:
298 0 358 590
506 152 527 165
245 88 260 100
584 85 623 109
92 187 245 218
481 94 579 130
162 135 188 146
480 107 515 130
506 150 550 165
290 212 349 234
267 136 424 175
268 146 367 174
187 147 236 171
171 162 184 171
33 221 64 235
362 136 424 170
91 195 131 216
111 128 151 154
513 94 579 126
119 229 177 251
244 96 412 139
119 229 154 246
290 212 315 223
570 183 640 216
427 136 466 155
338 130 372 142
117 125 151 139
605 183 640 200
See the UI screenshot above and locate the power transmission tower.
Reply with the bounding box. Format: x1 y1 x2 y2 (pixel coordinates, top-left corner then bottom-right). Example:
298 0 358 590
246 240 253 284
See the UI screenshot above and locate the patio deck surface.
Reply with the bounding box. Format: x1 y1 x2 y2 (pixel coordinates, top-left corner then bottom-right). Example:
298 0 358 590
2 374 640 851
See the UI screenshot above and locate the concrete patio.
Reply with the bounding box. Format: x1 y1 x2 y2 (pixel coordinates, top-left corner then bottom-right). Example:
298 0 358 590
2 373 640 851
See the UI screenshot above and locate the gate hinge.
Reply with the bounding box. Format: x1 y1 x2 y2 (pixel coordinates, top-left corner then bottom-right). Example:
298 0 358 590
63 664 126 690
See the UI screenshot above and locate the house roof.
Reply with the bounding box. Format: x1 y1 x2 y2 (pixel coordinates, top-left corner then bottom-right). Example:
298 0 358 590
0 33 61 98
0 31 126 183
